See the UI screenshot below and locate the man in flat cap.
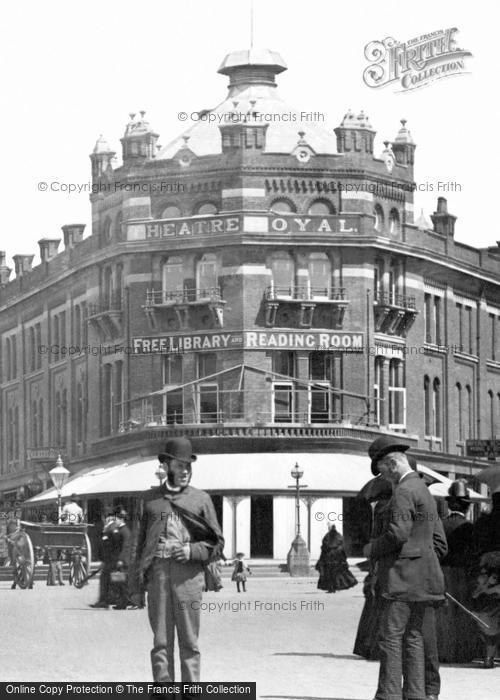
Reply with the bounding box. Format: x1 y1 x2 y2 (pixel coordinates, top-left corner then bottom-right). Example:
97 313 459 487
364 436 447 700
130 437 224 682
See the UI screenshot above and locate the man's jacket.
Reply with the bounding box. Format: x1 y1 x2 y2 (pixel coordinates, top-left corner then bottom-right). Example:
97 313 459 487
370 472 447 602
129 484 224 595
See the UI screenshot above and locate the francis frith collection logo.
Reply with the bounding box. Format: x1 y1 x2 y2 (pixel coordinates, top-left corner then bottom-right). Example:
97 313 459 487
363 28 472 92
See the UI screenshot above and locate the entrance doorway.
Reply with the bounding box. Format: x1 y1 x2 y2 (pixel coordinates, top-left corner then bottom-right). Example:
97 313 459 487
250 496 273 558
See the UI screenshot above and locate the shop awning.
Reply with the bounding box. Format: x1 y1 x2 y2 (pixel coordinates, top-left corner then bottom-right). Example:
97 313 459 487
25 453 484 504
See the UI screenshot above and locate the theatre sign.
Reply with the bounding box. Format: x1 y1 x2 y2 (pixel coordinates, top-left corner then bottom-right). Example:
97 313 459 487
126 213 362 240
132 331 364 354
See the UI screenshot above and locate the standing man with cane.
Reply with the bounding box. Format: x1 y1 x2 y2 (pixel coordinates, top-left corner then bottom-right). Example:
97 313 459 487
364 437 447 700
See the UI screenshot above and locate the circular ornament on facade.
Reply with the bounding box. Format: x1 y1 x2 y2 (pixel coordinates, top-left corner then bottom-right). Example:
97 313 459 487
296 149 311 163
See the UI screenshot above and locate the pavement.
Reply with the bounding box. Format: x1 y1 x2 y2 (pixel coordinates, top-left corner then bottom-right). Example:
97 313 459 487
0 574 498 699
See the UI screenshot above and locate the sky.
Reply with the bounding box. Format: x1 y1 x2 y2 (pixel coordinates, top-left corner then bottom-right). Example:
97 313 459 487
0 0 497 268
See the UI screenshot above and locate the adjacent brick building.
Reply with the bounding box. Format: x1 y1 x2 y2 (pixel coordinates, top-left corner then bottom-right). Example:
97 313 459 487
1 48 499 558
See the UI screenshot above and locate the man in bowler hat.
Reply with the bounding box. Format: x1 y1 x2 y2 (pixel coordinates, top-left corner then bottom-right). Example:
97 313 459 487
364 436 447 700
129 437 224 682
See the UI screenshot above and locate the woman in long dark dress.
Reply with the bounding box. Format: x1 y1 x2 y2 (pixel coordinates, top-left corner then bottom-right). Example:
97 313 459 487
316 525 357 593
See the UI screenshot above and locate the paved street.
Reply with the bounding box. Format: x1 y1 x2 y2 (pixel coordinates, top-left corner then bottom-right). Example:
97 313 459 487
1 575 497 699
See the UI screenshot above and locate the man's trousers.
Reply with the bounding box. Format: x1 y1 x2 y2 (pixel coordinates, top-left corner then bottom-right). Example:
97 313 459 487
147 557 204 682
375 599 427 700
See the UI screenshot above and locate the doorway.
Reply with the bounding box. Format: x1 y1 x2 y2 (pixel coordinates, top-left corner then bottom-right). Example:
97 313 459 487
250 496 274 558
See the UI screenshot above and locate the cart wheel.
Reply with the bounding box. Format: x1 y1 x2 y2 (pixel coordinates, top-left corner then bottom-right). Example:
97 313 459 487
72 559 88 589
13 532 34 589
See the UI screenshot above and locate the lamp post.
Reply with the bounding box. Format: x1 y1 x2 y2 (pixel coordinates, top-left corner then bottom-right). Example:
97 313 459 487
286 462 310 576
49 455 70 524
155 464 167 485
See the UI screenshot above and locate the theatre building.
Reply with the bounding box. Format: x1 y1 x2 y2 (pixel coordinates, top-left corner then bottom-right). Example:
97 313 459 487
1 48 499 560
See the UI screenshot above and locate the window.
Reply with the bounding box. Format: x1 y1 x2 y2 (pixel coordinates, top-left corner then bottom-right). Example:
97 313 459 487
161 205 182 219
388 359 406 429
270 199 295 213
308 200 334 216
163 355 183 424
272 383 295 422
374 259 384 301
29 327 36 372
32 400 38 448
102 365 113 436
115 264 123 310
74 306 81 346
456 383 463 441
114 211 123 239
424 375 431 436
389 209 401 236
162 257 184 301
102 217 112 241
196 254 218 298
38 399 43 447
373 204 384 232
308 254 331 298
489 390 495 439
103 267 113 307
271 254 294 296
11 336 17 378
466 385 473 439
432 378 441 438
197 353 218 422
467 306 474 355
272 351 296 378
434 297 442 345
490 314 496 360
113 362 123 433
76 382 85 445
374 357 384 425
196 202 218 215
308 352 341 422
457 304 464 352
5 337 11 380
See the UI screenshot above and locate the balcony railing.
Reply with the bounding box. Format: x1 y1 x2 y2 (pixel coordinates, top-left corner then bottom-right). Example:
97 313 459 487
374 290 416 310
265 286 347 301
87 290 123 316
146 288 223 307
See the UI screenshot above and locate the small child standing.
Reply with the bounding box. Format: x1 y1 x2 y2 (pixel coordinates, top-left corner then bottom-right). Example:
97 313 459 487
231 552 251 592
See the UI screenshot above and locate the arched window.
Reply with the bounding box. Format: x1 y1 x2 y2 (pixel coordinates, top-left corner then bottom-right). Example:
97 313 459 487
161 205 182 219
29 327 36 371
5 338 10 381
456 383 463 441
196 254 218 298
38 399 43 447
114 211 123 239
432 378 441 438
74 306 81 347
308 200 335 216
196 202 218 216
103 267 113 307
162 257 184 301
389 209 401 236
308 253 331 298
424 375 431 436
270 199 295 214
374 204 384 232
270 253 295 296
102 217 112 241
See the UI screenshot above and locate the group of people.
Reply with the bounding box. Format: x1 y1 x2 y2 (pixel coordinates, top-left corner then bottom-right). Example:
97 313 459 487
352 435 500 700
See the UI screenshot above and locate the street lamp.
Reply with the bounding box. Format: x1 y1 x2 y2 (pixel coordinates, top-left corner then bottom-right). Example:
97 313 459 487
287 462 310 576
155 464 167 485
290 462 304 536
49 455 70 524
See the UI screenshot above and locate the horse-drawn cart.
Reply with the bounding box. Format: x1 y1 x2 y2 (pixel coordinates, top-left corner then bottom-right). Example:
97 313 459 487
9 521 92 589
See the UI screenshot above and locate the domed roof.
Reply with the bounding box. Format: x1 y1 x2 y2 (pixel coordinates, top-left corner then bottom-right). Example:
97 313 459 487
394 119 414 144
218 48 287 75
156 49 338 160
339 109 373 130
93 134 113 154
123 111 157 138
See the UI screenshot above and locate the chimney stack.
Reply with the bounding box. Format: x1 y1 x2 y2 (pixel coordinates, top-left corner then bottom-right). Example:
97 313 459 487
0 251 12 285
61 224 86 249
38 238 61 262
12 254 34 277
430 197 456 237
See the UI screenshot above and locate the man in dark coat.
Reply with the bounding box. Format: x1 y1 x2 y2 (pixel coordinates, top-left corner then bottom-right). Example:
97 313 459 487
364 437 447 700
90 506 131 609
129 437 224 682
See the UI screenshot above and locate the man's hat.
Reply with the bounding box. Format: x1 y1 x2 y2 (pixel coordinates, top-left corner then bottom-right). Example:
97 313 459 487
445 479 472 503
368 435 410 476
158 437 197 465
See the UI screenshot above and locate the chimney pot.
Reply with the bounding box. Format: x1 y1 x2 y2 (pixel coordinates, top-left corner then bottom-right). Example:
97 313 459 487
12 254 35 277
38 238 61 262
437 197 448 213
61 224 86 249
